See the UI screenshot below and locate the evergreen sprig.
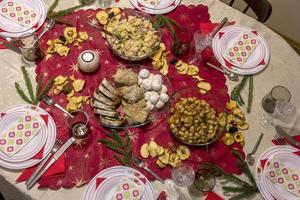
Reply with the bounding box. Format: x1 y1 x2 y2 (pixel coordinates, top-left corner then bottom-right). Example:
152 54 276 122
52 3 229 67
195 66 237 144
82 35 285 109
14 66 53 105
98 129 133 166
231 75 254 113
200 151 259 200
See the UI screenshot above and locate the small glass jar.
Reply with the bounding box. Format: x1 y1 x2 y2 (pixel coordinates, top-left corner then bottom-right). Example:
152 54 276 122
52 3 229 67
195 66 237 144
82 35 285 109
262 86 291 114
19 33 43 64
66 110 90 139
188 169 216 197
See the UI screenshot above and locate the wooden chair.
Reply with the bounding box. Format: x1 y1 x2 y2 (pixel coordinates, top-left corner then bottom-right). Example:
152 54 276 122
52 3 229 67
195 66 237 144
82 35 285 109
229 0 272 23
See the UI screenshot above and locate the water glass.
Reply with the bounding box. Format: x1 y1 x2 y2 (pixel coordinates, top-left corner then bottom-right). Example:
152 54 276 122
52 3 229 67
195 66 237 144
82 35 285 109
188 30 211 64
262 86 291 114
19 33 43 64
99 0 113 9
171 164 195 187
188 169 216 197
66 110 89 139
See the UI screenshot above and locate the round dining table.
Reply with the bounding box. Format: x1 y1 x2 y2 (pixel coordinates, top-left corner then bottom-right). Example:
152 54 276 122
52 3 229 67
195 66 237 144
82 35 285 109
0 0 299 199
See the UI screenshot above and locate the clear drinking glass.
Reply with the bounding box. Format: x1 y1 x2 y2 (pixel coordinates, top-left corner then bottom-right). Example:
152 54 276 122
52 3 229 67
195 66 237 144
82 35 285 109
171 164 195 187
66 110 90 139
262 86 291 114
188 30 211 64
19 33 43 64
99 0 113 9
188 169 216 198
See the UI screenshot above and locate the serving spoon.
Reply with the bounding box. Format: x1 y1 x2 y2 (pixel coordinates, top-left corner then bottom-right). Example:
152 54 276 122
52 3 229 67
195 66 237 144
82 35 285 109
207 62 239 81
42 95 74 118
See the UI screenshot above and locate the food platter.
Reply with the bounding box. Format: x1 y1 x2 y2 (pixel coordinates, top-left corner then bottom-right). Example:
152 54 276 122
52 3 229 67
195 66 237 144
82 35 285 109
168 87 227 146
105 10 161 61
92 64 172 129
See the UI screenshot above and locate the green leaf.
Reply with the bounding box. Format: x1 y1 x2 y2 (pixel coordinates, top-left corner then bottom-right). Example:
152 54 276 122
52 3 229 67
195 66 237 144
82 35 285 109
48 4 85 18
21 66 35 103
247 75 254 113
14 83 34 104
48 0 59 14
36 78 54 101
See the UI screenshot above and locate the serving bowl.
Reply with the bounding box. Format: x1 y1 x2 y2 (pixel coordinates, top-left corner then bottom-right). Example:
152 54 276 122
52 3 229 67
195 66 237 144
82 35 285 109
105 10 161 61
168 87 227 146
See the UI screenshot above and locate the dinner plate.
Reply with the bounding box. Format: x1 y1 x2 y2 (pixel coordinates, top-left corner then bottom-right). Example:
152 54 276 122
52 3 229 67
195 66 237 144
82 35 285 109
138 0 175 10
83 166 156 200
0 109 47 163
0 0 41 33
0 104 56 169
212 25 270 75
130 0 181 14
93 175 146 200
0 0 46 38
263 152 300 200
255 146 298 200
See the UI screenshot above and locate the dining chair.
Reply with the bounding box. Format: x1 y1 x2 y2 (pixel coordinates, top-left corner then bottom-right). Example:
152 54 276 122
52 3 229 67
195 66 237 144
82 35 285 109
228 0 272 23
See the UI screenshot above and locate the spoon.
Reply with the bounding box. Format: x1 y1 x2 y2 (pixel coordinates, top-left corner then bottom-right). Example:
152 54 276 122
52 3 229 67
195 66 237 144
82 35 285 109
133 157 165 184
87 21 117 39
42 95 74 118
247 133 264 165
32 19 55 45
206 62 239 81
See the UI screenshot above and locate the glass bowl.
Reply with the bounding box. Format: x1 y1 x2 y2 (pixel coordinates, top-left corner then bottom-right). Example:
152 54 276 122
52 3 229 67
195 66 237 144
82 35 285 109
105 9 162 61
168 87 227 146
93 64 172 129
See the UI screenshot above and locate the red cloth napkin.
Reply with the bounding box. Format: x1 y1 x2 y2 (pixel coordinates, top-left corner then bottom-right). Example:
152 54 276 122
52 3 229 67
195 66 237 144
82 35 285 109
199 21 235 34
205 191 224 200
16 154 66 182
272 134 300 148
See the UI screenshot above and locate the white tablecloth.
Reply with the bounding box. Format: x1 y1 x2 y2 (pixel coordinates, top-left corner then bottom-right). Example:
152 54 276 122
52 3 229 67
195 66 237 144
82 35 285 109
0 0 299 199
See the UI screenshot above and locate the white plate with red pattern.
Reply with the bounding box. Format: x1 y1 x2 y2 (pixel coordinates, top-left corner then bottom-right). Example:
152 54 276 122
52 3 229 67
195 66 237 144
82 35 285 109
83 166 155 200
130 0 181 14
0 104 56 169
138 0 175 10
255 146 299 200
262 152 300 200
0 0 47 38
0 109 47 163
212 25 270 75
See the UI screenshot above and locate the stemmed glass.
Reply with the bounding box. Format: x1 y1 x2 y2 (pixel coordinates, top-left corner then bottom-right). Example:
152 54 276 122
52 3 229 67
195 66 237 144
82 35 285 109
188 169 216 198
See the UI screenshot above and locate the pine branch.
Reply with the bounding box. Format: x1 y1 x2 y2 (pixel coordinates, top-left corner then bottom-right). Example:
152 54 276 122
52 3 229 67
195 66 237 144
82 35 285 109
21 66 35 103
36 78 54 101
48 0 59 14
14 83 34 104
48 4 85 18
247 75 253 113
114 155 126 166
98 139 124 154
228 190 257 200
35 75 43 104
48 16 73 26
231 76 249 106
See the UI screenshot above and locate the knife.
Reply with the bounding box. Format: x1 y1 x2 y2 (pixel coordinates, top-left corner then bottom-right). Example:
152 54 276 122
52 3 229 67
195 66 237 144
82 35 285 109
26 137 75 189
275 126 300 147
0 41 22 55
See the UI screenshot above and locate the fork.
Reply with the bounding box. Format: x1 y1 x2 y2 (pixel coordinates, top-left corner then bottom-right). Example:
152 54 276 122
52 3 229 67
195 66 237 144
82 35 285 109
26 139 63 186
274 135 286 145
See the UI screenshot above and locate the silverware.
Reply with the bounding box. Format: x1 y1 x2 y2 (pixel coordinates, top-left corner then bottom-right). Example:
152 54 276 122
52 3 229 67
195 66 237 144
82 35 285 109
133 157 165 184
27 137 76 189
87 21 116 38
42 95 73 118
206 62 239 81
274 134 286 145
32 19 55 45
211 17 228 37
26 139 63 186
1 42 22 55
275 126 300 147
247 133 264 165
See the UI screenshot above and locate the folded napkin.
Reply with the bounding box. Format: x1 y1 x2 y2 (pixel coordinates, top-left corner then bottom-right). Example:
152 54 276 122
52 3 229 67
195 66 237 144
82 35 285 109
0 112 44 157
16 154 66 182
112 177 145 200
0 0 38 27
272 134 300 149
205 191 224 200
198 22 235 35
224 31 258 65
0 38 8 49
266 156 300 197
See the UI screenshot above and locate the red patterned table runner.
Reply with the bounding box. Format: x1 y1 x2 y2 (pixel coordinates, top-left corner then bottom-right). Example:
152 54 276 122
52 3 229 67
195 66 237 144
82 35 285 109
34 5 244 189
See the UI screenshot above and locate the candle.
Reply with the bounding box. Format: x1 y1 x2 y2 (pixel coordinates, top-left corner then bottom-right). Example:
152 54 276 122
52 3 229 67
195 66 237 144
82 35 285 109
77 50 100 73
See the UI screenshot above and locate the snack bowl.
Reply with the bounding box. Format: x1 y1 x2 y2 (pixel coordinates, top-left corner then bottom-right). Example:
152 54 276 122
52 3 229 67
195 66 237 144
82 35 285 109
105 9 161 61
168 87 227 146
92 64 172 129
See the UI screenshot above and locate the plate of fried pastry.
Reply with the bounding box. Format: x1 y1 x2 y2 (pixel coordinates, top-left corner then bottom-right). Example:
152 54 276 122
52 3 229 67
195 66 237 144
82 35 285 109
92 65 172 129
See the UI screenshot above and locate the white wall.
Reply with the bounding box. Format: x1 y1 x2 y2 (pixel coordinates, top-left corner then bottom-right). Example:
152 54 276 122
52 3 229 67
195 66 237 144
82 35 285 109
222 0 300 43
